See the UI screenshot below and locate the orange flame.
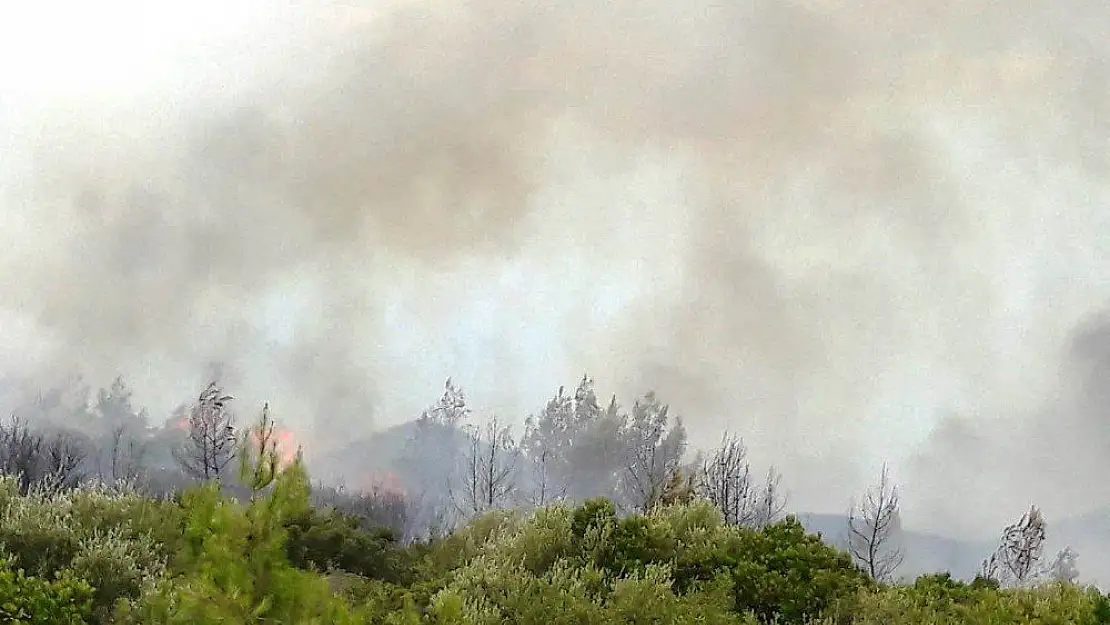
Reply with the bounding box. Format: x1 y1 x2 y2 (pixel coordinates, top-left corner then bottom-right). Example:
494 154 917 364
170 417 301 467
356 470 407 498
252 426 300 467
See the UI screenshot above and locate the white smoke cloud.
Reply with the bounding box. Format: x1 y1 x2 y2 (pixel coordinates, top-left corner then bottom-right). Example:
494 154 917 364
1 0 1109 534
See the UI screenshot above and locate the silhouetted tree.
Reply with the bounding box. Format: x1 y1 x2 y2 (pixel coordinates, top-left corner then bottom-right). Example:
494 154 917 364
173 382 237 481
697 432 787 528
980 505 1047 587
102 423 147 485
847 464 904 581
1045 546 1080 583
751 466 788 528
95 376 148 433
400 378 473 538
452 416 520 518
42 428 89 489
618 391 687 512
0 415 44 493
520 386 572 506
521 376 624 505
698 432 756 525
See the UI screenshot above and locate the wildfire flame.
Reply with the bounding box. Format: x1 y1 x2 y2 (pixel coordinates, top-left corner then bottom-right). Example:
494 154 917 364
252 425 300 467
169 415 301 467
356 470 408 498
271 427 299 466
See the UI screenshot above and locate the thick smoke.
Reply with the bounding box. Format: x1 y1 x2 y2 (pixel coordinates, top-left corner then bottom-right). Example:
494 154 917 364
2 0 1109 530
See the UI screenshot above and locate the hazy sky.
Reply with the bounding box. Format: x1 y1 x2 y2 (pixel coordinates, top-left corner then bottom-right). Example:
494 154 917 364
2 0 1110 538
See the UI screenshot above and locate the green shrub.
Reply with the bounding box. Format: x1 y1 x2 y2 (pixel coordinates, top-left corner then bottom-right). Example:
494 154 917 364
723 515 869 623
418 498 866 624
824 578 1110 625
118 409 366 623
0 557 94 625
284 508 409 582
0 477 169 622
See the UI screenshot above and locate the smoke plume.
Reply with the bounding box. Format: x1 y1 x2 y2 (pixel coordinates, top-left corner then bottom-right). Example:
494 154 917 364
2 0 1109 531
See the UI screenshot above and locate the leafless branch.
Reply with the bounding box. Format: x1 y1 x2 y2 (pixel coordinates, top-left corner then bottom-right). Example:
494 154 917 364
752 465 788 528
43 429 88 489
103 423 147 485
0 415 45 493
173 382 237 482
619 392 686 512
847 464 904 581
697 432 787 528
451 416 519 518
698 432 756 524
981 505 1047 587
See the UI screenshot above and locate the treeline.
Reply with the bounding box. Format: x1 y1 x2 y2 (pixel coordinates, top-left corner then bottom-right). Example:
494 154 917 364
0 374 1091 583
0 374 1106 623
390 377 786 542
379 377 1085 590
0 430 1107 623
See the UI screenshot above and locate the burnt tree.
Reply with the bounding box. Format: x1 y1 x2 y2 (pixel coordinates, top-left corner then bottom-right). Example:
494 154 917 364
173 382 238 481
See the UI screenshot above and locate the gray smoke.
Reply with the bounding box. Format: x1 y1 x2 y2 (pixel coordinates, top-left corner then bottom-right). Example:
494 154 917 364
2 0 1110 531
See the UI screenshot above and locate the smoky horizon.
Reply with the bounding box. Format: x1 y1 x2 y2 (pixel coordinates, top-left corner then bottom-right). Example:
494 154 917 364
2 0 1109 551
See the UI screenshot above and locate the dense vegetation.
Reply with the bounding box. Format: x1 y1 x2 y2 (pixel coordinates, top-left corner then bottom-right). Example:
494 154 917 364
0 375 1107 622
0 426 1107 623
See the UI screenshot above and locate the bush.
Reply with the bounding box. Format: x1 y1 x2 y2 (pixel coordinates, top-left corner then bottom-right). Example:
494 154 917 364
0 557 94 625
418 498 867 624
723 515 869 623
117 410 367 623
820 577 1110 625
0 477 170 622
284 508 410 583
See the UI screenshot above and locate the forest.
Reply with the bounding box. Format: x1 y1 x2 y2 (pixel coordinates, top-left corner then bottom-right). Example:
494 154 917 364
0 374 1106 624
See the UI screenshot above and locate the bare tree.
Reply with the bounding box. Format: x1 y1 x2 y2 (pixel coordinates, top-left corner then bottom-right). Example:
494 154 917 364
452 416 520 518
173 382 237 481
42 429 89 489
618 392 687 512
0 415 45 493
698 432 758 525
980 505 1047 587
847 464 905 581
750 466 788 528
520 409 568 506
102 423 147 485
697 433 787 528
400 378 473 538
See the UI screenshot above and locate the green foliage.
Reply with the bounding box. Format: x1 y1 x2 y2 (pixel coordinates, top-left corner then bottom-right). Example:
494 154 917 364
5 405 1110 625
419 498 867 624
0 477 171 623
284 507 409 582
0 557 94 624
724 515 870 623
117 410 366 624
831 579 1110 624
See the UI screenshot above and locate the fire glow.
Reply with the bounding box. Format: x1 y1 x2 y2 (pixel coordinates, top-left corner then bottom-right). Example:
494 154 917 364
170 415 300 466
